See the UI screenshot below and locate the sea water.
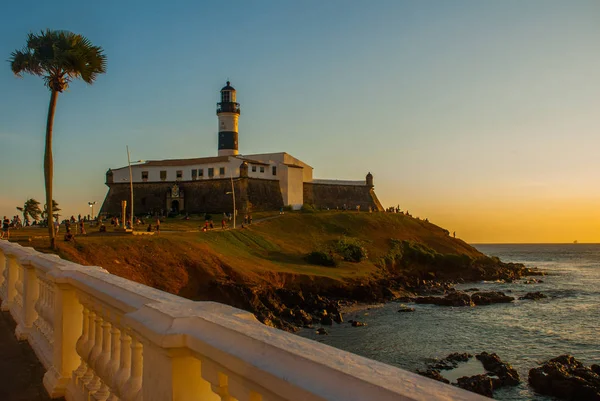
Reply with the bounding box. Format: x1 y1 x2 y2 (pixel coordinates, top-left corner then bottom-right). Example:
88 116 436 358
299 244 600 400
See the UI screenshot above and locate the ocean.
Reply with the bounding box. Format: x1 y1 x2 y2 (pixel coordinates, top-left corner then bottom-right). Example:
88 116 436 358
299 244 600 400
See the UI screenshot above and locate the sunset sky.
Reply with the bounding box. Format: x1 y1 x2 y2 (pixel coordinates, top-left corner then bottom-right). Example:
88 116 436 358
1 0 599 243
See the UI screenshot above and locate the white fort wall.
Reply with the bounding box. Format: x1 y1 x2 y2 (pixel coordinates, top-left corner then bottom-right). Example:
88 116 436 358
0 240 488 401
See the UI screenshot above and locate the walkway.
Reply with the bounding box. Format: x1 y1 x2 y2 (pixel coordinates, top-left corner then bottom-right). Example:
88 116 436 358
0 311 61 401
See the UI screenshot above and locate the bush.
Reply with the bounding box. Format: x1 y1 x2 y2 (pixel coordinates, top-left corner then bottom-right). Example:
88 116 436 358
305 251 337 267
301 203 317 213
335 237 368 262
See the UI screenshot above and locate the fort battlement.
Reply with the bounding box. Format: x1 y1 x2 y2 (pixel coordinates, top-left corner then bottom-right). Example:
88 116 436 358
0 240 486 400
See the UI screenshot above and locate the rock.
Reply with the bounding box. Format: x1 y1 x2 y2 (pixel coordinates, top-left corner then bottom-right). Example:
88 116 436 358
320 315 333 326
447 352 473 363
316 327 328 335
293 308 313 325
455 374 494 397
476 352 520 386
332 312 344 324
465 288 479 292
416 369 450 384
519 291 547 301
414 291 474 307
528 354 600 400
471 291 514 305
592 365 600 376
351 320 367 327
397 305 415 313
431 353 473 370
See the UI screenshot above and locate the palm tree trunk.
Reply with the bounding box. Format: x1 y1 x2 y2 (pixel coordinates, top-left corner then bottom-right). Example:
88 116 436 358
45 90 58 249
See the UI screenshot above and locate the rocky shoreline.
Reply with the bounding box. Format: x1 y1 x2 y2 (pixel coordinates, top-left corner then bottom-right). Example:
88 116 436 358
419 352 600 400
206 259 544 332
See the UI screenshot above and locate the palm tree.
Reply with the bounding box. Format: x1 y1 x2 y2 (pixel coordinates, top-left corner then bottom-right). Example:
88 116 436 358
16 198 42 224
10 30 106 248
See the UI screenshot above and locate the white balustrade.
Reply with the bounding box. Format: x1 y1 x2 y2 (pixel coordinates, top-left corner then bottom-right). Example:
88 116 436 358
0 240 490 401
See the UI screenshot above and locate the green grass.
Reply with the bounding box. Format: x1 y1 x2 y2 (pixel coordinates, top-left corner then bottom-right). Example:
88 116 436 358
7 210 484 294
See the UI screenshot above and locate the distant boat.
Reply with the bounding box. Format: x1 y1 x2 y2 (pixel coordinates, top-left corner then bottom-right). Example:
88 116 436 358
573 240 578 244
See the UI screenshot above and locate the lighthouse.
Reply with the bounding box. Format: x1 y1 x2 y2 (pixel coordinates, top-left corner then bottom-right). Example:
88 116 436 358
216 81 240 156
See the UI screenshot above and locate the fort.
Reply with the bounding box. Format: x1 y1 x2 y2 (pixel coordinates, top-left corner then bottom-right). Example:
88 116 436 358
100 82 383 216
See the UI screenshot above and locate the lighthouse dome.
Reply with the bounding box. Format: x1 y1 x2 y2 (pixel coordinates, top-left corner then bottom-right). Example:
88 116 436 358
221 81 235 92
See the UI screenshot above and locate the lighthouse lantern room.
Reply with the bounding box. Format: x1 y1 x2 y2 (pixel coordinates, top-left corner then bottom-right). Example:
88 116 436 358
217 81 240 156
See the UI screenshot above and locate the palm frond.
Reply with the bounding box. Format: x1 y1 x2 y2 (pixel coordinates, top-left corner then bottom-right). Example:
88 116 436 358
10 29 106 90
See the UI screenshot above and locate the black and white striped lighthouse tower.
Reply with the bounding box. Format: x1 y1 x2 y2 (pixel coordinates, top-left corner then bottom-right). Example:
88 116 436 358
216 81 240 156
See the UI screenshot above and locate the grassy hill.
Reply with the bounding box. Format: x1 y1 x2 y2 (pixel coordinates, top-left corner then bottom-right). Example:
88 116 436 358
10 211 527 329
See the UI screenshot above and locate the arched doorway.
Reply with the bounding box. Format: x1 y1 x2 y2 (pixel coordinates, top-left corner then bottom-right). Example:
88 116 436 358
171 200 180 213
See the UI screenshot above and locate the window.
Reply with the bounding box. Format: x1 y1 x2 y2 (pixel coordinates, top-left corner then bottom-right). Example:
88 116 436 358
176 170 183 180
141 171 148 181
222 91 230 102
260 166 265 173
160 171 167 181
208 168 214 177
272 166 277 176
219 167 225 175
199 168 204 177
252 165 257 172
191 169 197 180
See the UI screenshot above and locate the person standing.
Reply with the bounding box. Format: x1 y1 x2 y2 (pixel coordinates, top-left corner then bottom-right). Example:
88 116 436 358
80 220 86 235
1 216 10 239
156 217 161 234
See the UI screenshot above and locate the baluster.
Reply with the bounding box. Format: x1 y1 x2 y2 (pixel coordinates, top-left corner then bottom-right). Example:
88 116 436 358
201 359 234 401
86 309 105 395
81 309 98 387
73 305 90 383
228 375 263 401
16 262 39 340
1 255 17 311
93 313 113 401
0 250 6 299
121 336 143 401
115 330 132 399
106 320 122 401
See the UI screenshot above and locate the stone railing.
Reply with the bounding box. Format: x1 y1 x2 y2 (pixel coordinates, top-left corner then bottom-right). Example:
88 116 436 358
0 241 488 401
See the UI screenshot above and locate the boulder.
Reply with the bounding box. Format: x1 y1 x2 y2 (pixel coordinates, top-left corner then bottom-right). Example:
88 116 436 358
528 355 600 400
455 374 494 397
397 305 415 313
416 369 449 384
293 308 313 325
471 291 514 305
414 291 474 307
476 352 520 386
316 327 328 335
332 312 344 324
593 365 600 376
431 353 473 370
351 320 367 327
519 291 547 301
320 315 333 325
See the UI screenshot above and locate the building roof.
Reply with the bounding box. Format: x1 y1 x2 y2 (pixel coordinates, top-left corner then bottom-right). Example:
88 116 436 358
236 157 270 166
284 163 304 169
221 81 235 91
142 156 230 167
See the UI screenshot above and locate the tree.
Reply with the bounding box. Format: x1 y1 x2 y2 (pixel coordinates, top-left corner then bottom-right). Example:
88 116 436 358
41 200 61 222
16 198 42 223
10 30 106 248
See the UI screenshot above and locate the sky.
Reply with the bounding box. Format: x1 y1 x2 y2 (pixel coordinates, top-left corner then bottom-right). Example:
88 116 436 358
1 0 600 243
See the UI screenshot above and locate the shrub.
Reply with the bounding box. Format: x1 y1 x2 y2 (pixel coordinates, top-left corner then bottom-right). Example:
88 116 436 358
335 237 368 262
305 251 337 267
301 203 317 213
